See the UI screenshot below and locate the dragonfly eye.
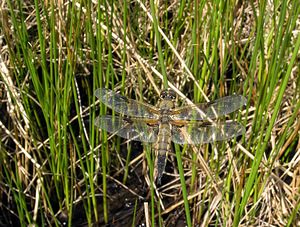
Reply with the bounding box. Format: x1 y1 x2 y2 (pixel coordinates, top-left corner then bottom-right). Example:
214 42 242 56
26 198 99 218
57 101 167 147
161 89 176 100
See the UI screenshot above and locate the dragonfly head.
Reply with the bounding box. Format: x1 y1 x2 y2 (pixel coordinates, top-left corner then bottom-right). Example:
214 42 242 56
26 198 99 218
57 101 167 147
160 89 176 101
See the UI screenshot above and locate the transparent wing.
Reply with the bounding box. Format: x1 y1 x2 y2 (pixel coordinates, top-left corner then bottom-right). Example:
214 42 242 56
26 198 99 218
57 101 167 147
171 121 245 144
95 88 159 119
171 95 247 121
95 116 159 142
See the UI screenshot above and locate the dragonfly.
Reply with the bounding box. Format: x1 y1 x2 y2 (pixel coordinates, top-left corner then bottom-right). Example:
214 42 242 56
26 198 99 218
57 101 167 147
95 88 247 184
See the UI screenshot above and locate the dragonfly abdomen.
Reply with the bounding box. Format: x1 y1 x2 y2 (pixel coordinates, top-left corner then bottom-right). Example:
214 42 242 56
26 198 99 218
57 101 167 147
155 123 172 183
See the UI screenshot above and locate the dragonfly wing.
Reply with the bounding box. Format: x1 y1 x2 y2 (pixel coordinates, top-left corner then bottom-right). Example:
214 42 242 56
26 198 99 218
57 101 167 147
171 121 245 144
95 116 158 143
171 95 247 121
95 88 159 119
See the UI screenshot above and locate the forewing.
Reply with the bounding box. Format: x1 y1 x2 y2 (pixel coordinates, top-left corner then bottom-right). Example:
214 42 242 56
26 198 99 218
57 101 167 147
171 95 247 121
95 88 159 119
95 116 158 142
171 121 245 144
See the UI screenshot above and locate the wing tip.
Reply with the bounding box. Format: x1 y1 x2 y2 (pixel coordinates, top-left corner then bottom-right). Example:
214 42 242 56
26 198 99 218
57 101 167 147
239 95 248 106
95 88 110 98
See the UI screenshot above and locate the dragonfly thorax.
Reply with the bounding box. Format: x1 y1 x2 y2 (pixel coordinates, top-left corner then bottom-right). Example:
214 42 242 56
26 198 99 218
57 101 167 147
160 114 171 124
158 96 176 123
159 99 175 110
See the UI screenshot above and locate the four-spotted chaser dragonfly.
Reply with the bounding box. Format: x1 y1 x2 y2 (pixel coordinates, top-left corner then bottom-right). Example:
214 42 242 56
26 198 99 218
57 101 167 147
95 88 247 183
